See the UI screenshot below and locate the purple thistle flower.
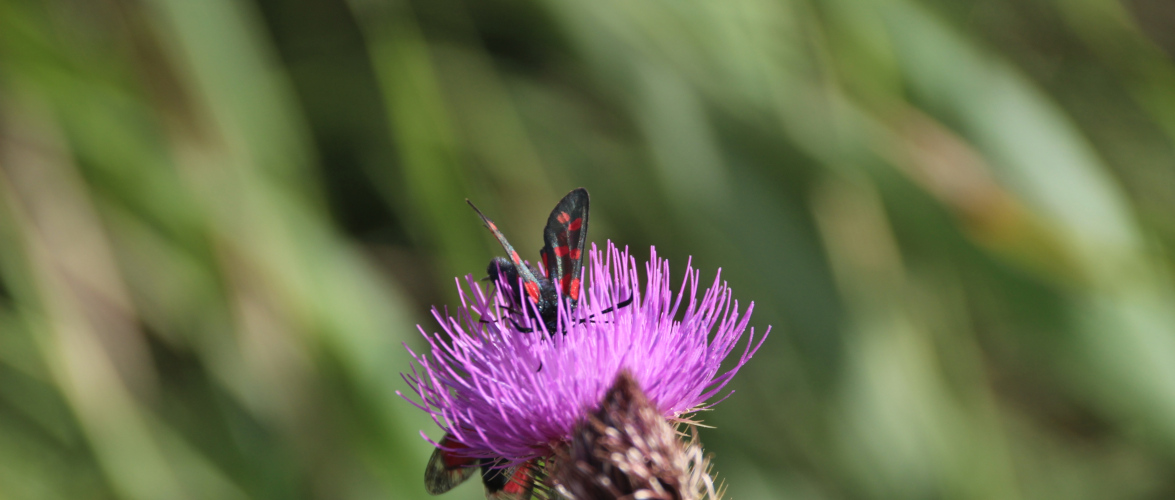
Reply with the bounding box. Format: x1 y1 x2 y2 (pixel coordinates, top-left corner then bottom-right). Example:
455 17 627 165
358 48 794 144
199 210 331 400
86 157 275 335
400 241 769 467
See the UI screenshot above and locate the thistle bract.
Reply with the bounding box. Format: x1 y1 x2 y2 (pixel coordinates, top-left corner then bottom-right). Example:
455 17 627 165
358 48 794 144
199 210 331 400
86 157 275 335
551 370 720 500
400 242 769 466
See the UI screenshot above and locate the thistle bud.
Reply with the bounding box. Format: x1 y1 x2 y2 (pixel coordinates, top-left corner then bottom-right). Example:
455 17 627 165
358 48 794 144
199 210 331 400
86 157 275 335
550 371 720 500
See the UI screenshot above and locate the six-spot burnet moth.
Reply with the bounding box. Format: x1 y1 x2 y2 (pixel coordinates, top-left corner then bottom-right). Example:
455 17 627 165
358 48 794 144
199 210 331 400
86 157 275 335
424 188 592 499
468 187 590 334
424 434 538 500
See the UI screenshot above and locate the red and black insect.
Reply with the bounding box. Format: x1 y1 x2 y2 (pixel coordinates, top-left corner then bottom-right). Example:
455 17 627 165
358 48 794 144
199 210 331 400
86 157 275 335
467 187 590 334
423 188 590 499
424 435 537 500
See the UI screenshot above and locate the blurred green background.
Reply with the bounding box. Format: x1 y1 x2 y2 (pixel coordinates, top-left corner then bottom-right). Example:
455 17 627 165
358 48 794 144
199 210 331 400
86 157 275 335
2 0 1175 498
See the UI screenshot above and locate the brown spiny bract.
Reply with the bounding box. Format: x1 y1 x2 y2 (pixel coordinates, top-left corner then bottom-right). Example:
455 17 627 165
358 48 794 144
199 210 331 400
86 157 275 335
548 371 719 500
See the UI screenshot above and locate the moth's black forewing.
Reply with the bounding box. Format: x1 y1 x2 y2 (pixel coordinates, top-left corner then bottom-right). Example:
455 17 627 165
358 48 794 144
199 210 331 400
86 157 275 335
539 188 589 309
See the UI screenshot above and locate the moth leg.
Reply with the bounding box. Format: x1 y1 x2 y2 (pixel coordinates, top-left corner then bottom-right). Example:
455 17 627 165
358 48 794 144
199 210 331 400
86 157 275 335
597 294 634 315
576 293 635 325
507 318 534 333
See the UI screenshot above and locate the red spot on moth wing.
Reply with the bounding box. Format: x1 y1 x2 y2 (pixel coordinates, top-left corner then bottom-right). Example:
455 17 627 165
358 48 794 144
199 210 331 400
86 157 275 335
568 218 582 231
524 282 541 303
510 250 522 265
487 221 497 231
569 249 581 260
556 212 571 224
440 450 476 468
569 278 580 300
502 462 535 494
560 274 572 295
439 435 468 450
437 436 474 467
554 245 570 257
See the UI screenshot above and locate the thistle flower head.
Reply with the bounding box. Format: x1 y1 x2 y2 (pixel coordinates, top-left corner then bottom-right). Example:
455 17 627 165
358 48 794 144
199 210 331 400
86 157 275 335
400 241 769 466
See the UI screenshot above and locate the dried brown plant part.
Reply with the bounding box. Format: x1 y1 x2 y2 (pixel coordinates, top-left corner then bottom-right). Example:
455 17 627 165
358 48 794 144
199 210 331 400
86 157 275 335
549 371 721 500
